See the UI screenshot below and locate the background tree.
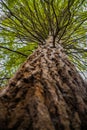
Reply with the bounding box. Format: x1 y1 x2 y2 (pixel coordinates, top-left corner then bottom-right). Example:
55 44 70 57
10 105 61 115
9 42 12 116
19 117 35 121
0 0 87 130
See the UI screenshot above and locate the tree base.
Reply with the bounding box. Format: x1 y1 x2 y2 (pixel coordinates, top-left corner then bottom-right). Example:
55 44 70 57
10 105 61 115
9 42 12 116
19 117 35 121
0 43 87 130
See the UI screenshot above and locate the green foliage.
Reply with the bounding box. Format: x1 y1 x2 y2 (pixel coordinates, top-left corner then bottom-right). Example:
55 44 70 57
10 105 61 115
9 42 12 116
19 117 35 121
0 0 87 86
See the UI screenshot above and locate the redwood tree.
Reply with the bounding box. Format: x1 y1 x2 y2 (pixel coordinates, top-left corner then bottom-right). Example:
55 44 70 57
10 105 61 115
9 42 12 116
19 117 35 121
0 0 87 130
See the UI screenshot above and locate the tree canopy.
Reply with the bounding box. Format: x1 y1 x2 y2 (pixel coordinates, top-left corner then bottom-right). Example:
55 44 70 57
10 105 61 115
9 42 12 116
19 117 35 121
0 0 87 86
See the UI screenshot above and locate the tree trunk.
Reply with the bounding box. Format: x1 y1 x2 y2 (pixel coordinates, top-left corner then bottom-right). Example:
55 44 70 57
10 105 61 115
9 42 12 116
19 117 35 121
0 37 87 130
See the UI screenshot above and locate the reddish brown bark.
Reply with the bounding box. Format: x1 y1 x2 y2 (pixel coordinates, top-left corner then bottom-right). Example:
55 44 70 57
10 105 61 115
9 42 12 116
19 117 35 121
0 37 87 130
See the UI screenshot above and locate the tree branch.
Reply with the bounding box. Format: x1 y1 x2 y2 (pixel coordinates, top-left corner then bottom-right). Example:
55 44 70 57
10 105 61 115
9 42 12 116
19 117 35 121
0 45 28 57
